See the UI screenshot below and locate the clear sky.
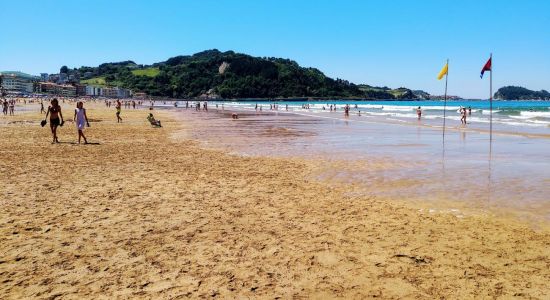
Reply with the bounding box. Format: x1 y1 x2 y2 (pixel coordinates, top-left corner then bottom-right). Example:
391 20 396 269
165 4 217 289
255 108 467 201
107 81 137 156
1 0 548 98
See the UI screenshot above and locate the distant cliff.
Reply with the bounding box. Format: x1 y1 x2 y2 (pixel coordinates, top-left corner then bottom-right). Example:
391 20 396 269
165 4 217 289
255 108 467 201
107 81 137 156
494 86 550 100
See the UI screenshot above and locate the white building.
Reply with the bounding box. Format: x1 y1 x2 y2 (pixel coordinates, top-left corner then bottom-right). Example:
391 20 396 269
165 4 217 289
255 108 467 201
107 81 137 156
0 71 38 94
85 85 102 96
115 87 131 98
85 85 131 98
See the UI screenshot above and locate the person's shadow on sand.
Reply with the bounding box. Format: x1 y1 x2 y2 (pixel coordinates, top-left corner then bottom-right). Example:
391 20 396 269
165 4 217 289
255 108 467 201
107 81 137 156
56 141 101 145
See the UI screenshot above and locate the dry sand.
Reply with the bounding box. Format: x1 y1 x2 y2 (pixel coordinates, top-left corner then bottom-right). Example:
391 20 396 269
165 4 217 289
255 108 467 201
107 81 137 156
1 103 549 299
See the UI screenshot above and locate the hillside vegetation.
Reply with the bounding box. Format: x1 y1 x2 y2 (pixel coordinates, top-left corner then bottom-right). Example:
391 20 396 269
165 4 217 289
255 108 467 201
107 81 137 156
131 68 160 77
494 86 550 100
75 49 421 99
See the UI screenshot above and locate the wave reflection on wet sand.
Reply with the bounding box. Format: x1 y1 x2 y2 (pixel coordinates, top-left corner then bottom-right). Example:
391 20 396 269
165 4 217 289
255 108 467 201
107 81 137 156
170 106 550 227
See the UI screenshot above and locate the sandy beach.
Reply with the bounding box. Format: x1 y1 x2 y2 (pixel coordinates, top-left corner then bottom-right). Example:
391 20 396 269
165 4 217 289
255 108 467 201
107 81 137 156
1 103 549 299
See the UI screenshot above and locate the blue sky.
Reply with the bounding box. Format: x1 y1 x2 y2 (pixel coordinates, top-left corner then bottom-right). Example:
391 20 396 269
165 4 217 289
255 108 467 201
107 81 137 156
1 0 548 98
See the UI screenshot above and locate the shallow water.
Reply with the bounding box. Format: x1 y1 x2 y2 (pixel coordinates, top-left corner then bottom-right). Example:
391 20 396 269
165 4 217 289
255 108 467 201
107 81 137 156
167 102 550 225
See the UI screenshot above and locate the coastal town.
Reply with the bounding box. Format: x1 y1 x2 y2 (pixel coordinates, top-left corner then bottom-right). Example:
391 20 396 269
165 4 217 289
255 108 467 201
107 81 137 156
0 70 144 99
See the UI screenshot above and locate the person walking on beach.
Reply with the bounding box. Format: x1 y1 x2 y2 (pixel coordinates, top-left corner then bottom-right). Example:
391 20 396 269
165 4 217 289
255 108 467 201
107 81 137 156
73 101 89 144
116 100 122 123
40 101 45 114
2 99 8 115
416 106 422 120
344 104 350 117
9 99 15 115
44 98 64 143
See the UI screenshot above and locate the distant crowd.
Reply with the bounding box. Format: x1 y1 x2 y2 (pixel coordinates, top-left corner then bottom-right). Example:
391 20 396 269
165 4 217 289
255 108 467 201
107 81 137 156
1 95 477 144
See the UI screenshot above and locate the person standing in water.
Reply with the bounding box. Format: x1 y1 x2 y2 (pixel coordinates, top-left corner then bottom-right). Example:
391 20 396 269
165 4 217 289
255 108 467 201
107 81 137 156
416 106 422 120
460 107 467 124
73 101 90 144
45 98 64 143
116 99 122 123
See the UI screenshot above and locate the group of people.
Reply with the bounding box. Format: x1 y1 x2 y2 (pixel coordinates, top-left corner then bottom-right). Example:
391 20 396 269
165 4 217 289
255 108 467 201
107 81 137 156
42 98 89 144
460 106 472 124
35 97 163 144
104 99 143 109
4 95 484 145
193 101 208 111
2 99 16 115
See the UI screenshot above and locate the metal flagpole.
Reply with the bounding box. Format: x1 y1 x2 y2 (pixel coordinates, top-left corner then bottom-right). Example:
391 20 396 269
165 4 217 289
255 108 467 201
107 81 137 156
442 59 449 144
489 53 493 145
488 53 493 204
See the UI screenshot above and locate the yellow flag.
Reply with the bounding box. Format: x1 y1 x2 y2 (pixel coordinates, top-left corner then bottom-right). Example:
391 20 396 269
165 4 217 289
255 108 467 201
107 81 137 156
437 63 448 80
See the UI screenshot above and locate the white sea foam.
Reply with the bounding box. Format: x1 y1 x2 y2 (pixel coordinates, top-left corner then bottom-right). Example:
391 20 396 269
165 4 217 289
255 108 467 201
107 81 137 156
520 111 550 118
382 106 415 112
356 104 384 109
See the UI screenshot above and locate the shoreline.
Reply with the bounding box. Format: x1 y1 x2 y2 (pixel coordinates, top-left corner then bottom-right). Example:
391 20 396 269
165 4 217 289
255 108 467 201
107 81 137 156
1 103 549 298
168 106 550 228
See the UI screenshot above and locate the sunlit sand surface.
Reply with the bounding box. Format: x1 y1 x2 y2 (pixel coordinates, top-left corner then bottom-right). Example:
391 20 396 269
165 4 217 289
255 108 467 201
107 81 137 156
1 102 549 299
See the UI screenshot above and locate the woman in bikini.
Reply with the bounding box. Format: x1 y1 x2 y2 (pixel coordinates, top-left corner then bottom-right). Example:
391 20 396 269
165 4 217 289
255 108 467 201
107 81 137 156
45 98 64 143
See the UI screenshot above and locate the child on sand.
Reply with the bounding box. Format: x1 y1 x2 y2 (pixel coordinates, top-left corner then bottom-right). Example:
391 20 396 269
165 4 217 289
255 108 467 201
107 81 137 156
73 101 90 144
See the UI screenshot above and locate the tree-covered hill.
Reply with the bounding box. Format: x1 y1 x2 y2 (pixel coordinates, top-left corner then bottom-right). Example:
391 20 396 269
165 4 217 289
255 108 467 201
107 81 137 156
494 86 550 100
75 49 421 99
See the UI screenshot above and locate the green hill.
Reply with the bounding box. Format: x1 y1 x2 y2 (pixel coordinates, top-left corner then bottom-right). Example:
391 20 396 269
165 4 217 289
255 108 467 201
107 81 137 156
80 76 107 86
72 50 421 99
494 86 550 100
131 67 160 77
357 84 418 100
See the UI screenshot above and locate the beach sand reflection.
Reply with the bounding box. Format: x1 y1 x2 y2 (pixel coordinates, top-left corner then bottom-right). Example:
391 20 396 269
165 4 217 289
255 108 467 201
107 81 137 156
171 107 550 226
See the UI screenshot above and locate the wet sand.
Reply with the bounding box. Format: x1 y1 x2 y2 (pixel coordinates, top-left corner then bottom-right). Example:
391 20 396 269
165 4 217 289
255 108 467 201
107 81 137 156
173 107 550 226
1 103 549 299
